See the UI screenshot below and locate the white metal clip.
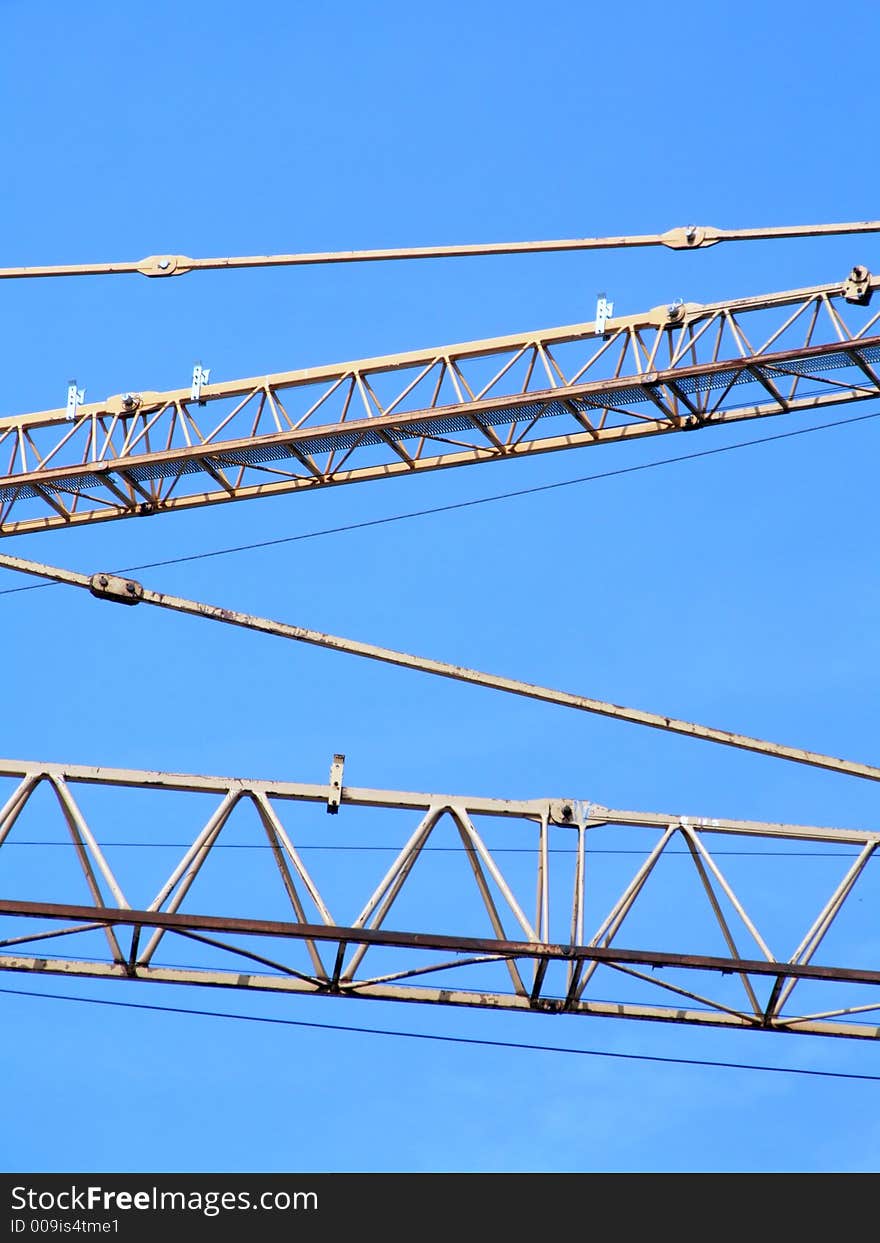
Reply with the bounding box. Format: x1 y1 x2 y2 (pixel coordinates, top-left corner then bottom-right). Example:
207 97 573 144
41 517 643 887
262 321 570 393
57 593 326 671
595 293 614 335
65 381 85 421
191 363 211 404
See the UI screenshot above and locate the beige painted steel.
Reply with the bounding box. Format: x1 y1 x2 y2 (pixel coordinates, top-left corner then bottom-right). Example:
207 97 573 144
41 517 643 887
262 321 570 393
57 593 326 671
2 549 879 786
0 933 876 1041
5 273 878 435
680 825 775 961
1 756 878 1038
2 272 878 535
768 842 879 1020
572 824 678 1000
2 221 879 281
0 754 874 841
4 388 876 539
3 234 879 1044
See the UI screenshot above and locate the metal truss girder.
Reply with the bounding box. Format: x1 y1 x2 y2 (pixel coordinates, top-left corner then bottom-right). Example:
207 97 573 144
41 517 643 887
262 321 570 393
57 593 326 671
2 275 880 535
1 757 880 1039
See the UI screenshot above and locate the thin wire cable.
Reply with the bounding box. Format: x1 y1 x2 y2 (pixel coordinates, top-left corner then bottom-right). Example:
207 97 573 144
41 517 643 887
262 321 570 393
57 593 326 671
2 981 878 1082
0 838 867 858
2 405 879 599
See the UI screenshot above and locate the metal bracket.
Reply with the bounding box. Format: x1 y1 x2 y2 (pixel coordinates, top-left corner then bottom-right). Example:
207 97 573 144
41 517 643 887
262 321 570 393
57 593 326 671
136 254 194 278
327 753 345 815
65 381 85 422
844 265 872 306
104 389 163 417
549 798 607 826
595 293 614 335
548 799 579 826
191 363 211 404
88 573 144 606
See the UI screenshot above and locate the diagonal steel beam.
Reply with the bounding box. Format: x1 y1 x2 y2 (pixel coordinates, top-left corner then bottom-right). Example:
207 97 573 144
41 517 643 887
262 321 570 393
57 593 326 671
2 220 879 281
2 551 879 786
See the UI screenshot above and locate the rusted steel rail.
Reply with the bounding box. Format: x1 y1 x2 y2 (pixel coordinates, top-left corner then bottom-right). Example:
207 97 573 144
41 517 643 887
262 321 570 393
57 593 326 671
1 549 878 785
3 220 879 280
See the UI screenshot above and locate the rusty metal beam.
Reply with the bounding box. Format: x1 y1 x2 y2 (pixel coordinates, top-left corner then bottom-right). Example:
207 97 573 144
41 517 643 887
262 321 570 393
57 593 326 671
9 950 880 1039
6 896 880 988
0 754 874 842
1 550 878 786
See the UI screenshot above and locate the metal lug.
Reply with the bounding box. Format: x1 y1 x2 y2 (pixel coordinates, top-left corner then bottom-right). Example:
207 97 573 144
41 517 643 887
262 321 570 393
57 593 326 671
88 573 144 606
136 254 194 278
549 799 579 826
844 265 872 305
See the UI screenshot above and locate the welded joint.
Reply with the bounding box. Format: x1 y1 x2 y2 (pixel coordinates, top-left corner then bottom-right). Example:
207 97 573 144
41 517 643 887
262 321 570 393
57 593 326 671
548 799 583 827
548 799 608 827
327 753 345 815
88 573 144 606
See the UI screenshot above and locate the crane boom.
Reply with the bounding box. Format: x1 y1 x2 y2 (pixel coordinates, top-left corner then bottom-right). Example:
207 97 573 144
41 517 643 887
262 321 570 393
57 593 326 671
4 242 880 1045
2 268 878 536
0 754 877 1039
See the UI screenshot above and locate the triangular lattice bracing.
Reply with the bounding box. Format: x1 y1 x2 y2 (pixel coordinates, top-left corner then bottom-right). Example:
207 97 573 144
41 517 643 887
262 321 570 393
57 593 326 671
3 274 880 536
0 758 878 1037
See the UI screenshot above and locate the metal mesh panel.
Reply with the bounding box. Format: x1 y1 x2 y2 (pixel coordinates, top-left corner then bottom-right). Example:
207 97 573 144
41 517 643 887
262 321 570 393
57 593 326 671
4 339 879 502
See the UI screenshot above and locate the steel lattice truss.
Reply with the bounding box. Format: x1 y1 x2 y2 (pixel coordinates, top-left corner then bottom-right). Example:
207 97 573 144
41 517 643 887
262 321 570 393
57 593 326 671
2 757 880 1040
2 269 880 536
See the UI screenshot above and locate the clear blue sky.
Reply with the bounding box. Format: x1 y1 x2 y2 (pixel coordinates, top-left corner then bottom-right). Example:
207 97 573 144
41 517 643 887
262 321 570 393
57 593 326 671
2 0 880 1172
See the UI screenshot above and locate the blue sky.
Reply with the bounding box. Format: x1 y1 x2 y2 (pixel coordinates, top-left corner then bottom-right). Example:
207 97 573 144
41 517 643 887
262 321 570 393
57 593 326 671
2 0 880 1172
